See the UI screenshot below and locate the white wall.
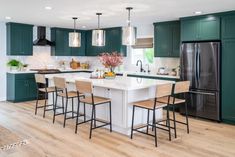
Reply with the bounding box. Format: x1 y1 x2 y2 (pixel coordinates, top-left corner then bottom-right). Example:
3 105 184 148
0 22 7 101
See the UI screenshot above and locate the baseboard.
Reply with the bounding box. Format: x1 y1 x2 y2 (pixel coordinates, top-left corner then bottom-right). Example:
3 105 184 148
0 97 6 102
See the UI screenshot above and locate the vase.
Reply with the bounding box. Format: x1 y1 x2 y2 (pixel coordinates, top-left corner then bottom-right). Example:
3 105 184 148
10 66 19 72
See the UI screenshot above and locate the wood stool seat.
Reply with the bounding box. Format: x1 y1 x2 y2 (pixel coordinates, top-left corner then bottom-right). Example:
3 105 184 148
157 97 185 105
57 91 84 98
80 96 111 105
38 87 56 93
133 100 167 109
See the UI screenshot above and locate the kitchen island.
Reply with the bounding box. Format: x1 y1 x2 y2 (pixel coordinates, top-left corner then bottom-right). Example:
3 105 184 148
45 72 174 135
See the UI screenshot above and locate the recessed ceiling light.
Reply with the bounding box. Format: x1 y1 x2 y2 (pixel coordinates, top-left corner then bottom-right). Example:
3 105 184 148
45 6 52 10
5 16 11 20
82 26 86 28
194 11 202 15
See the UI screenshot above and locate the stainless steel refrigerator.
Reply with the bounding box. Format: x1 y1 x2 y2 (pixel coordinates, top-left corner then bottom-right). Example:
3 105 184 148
180 42 220 121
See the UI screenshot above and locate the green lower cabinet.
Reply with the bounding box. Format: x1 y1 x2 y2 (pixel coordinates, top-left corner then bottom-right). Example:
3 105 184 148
86 27 127 56
221 39 235 124
7 73 37 102
154 21 180 57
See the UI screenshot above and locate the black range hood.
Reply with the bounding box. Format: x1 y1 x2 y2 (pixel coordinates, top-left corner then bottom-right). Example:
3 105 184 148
33 26 53 46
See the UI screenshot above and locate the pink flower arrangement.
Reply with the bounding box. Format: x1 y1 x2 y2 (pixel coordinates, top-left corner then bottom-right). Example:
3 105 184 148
99 52 123 70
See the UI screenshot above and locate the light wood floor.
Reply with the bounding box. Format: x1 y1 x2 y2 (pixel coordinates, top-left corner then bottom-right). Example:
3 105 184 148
0 101 235 157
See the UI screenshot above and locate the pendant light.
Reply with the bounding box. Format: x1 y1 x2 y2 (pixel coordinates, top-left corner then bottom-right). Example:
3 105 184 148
122 7 137 46
92 13 105 46
69 17 81 47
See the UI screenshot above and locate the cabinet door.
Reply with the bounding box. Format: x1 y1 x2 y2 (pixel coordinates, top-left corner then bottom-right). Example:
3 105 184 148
71 31 86 56
222 39 235 123
21 25 33 55
28 78 37 99
181 19 199 41
154 23 172 57
199 16 220 40
6 23 33 56
63 29 72 56
15 80 29 101
172 22 180 57
53 29 65 56
222 14 235 39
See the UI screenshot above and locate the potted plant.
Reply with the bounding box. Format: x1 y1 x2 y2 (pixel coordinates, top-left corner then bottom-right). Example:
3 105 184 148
99 52 123 78
7 59 22 71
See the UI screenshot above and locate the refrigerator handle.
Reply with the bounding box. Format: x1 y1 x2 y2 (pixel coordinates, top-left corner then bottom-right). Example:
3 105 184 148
195 44 198 83
198 45 201 79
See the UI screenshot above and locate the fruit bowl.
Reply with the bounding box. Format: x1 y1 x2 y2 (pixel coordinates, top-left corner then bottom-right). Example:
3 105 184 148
104 72 116 79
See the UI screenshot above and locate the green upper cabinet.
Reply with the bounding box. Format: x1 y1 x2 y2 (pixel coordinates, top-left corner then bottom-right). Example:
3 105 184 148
154 21 180 57
51 27 85 56
222 14 235 39
6 22 33 56
86 27 127 56
181 15 220 41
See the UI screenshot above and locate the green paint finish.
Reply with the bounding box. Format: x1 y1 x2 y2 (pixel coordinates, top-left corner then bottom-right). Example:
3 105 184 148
6 22 33 56
7 73 37 102
86 27 127 56
221 39 235 124
154 21 180 57
222 14 235 39
51 28 86 56
181 15 220 41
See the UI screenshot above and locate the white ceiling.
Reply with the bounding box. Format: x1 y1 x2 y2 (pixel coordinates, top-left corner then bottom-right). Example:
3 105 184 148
0 0 235 29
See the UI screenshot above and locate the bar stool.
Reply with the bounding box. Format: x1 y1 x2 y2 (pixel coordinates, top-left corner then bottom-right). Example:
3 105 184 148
74 80 112 139
34 74 57 118
130 83 173 147
158 81 190 138
53 77 85 128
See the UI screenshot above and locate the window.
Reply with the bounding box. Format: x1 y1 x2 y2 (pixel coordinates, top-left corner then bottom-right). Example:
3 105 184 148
131 48 154 65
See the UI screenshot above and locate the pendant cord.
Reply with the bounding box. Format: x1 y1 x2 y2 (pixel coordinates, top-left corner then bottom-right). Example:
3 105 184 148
128 9 131 27
98 14 100 29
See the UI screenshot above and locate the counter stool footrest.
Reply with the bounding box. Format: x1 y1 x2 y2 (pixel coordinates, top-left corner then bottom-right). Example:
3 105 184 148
91 122 111 130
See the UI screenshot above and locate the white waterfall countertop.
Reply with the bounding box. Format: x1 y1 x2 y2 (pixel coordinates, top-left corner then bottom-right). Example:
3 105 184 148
45 72 175 91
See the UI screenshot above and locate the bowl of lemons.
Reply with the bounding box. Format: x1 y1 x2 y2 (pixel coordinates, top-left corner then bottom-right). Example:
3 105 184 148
104 72 116 79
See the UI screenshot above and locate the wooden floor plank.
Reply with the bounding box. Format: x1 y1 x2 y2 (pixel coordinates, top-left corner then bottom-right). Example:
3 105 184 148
0 101 234 157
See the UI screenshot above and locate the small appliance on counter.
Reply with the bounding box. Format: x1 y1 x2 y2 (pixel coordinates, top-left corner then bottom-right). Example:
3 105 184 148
157 67 168 75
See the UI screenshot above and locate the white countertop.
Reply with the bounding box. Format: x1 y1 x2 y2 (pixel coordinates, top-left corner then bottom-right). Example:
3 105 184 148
117 71 180 79
45 72 175 91
6 69 180 80
7 70 38 74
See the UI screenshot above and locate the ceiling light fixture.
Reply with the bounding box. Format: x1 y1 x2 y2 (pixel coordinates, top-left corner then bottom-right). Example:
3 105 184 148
45 6 52 10
194 11 202 15
92 13 105 46
122 7 137 46
5 16 11 20
69 17 81 47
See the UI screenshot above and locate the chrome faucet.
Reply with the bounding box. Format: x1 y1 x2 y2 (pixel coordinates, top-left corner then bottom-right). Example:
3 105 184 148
136 60 145 72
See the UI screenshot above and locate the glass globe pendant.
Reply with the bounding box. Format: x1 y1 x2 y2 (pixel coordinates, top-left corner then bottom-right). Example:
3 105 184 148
122 7 137 46
92 13 105 46
69 17 81 47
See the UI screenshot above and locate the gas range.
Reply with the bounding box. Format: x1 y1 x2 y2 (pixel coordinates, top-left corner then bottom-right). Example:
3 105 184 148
30 69 61 74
